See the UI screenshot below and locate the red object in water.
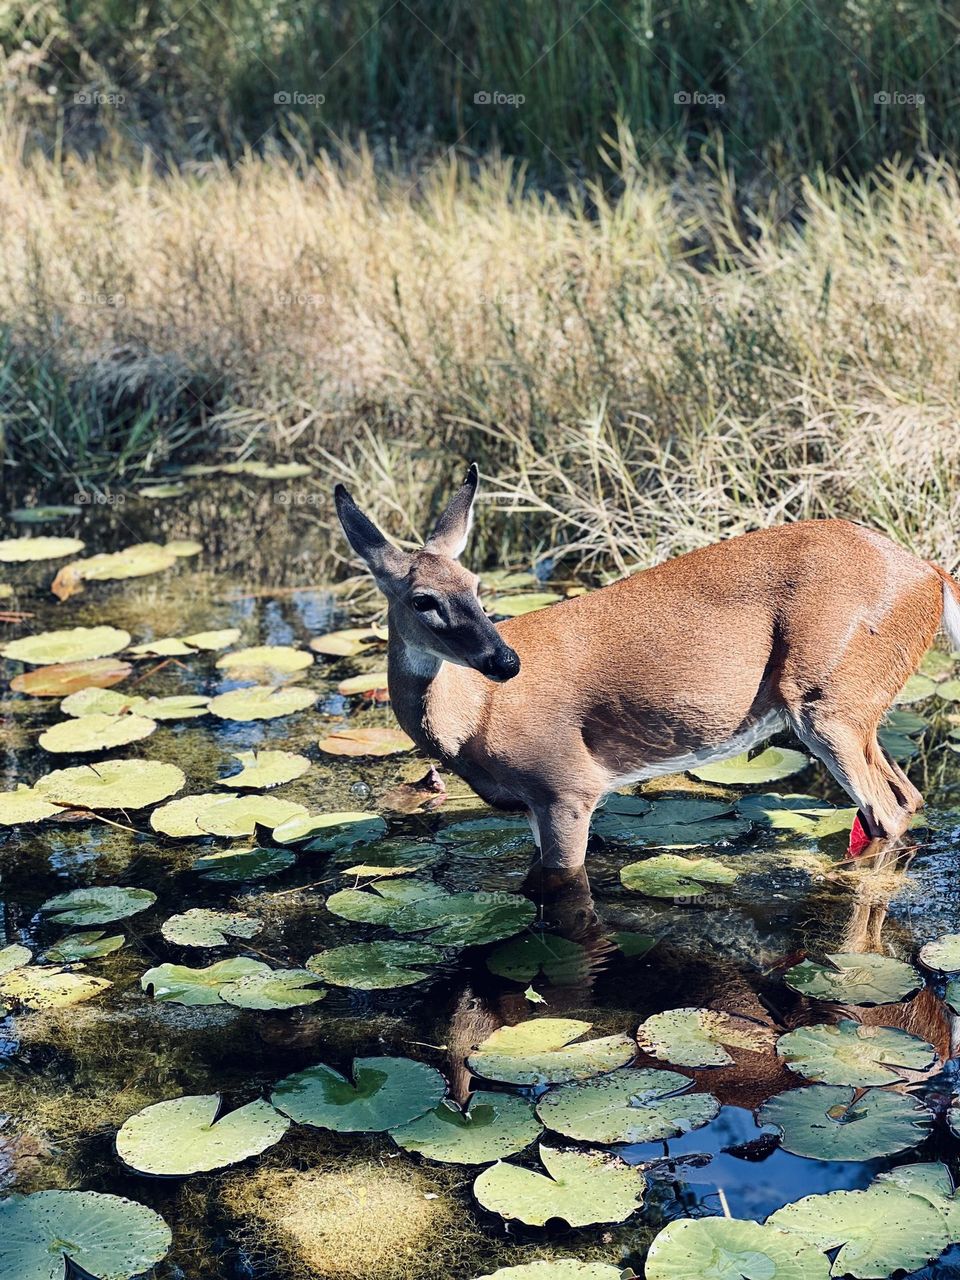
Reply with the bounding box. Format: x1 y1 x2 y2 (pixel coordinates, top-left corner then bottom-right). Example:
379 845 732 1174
848 813 871 857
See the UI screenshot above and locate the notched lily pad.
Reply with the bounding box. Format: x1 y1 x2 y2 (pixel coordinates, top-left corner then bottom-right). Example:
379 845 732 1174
193 846 296 882
216 644 313 679
486 934 589 987
0 964 111 1010
326 879 536 946
208 685 316 721
160 908 261 948
783 952 921 1005
271 1056 447 1132
41 885 156 926
273 811 388 849
689 747 810 785
468 1018 635 1086
1 625 131 666
919 933 960 972
216 749 311 789
536 1068 720 1144
34 759 185 809
306 941 445 989
620 854 739 900
310 626 386 656
316 725 415 756
45 930 125 962
776 1020 937 1086
219 968 327 1010
736 793 857 839
38 711 157 753
0 786 61 826
597 797 749 848
646 1217 831 1280
473 1144 644 1227
758 1082 932 1160
150 792 307 838
391 1090 543 1164
11 658 132 697
637 1007 773 1067
141 958 270 1006
116 1094 289 1175
436 815 535 857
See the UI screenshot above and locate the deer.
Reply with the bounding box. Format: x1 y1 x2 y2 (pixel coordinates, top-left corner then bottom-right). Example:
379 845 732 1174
334 464 960 873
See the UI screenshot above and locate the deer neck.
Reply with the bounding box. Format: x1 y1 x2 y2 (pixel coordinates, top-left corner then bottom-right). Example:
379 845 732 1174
386 606 485 758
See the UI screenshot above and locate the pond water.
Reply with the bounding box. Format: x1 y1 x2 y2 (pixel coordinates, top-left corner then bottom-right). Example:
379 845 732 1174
3 484 960 1279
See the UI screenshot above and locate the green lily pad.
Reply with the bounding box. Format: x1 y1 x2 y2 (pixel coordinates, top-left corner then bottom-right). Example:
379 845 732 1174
0 535 85 562
34 759 185 809
62 542 178 585
758 1083 932 1160
637 1007 773 1067
139 694 211 719
141 958 270 1005
181 628 242 650
768 1163 958 1278
306 941 445 989
160 908 261 948
45 930 125 962
139 481 188 499
486 934 589 986
473 1144 644 1227
60 687 146 716
0 964 111 1010
1 625 131 665
193 846 297 882
216 749 311 789
537 1068 720 1144
783 952 921 1004
599 799 750 848
613 931 659 958
310 626 386 657
919 933 960 972
273 811 388 849
920 648 955 677
208 685 317 721
945 976 960 1014
435 816 535 857
219 967 327 1009
474 1264 625 1280
689 747 810 785
391 1090 543 1164
620 854 739 900
335 837 443 876
41 885 156 926
776 1020 937 1086
216 644 313 679
0 1189 171 1280
150 792 307 837
935 679 960 702
735 793 857 839
325 878 536 946
0 786 61 825
468 1018 636 1085
0 943 32 973
489 593 563 616
117 1094 289 1175
271 1056 447 1132
9 505 81 523
38 711 157 753
896 674 937 704
646 1217 831 1280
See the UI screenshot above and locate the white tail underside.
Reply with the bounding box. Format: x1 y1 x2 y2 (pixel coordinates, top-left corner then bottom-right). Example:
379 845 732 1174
942 579 960 651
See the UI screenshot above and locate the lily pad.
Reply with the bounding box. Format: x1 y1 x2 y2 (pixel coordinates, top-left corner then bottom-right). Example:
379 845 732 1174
0 786 61 825
307 941 445 989
325 879 536 946
208 685 316 721
935 679 960 703
11 658 132 697
0 535 85 562
486 934 589 986
0 964 111 1010
58 543 178 590
336 837 443 876
181 628 242 650
273 811 388 849
1 625 131 666
620 854 739 900
783 952 921 1004
139 481 188 499
9 505 81 523
468 1018 635 1086
142 958 270 1005
735 793 857 838
337 671 389 696
0 944 32 973
768 1163 957 1277
34 759 185 809
216 644 313 679
150 792 307 837
896 674 937 704
116 1094 289 1175
919 933 960 972
160 908 261 948
637 1007 773 1067
436 816 535 857
38 711 157 753
0 1189 171 1280
165 539 202 557
239 461 312 479
758 1083 932 1160
475 1264 625 1280
689 747 810 785
216 749 311 789
219 968 327 1010
60 687 146 716
776 1020 937 1086
193 846 296 882
473 1144 643 1227
489 593 563 616
128 637 195 656
45 930 125 962
138 694 211 720
537 1068 720 1144
391 1090 543 1164
310 627 386 657
598 799 750 848
646 1217 831 1280
271 1056 446 1132
317 725 415 756
41 885 156 926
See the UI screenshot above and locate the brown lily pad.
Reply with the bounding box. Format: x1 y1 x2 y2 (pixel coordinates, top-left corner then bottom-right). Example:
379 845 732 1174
317 726 415 757
10 659 132 697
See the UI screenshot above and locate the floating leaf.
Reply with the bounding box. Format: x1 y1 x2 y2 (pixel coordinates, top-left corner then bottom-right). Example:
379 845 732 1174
138 694 210 720
193 846 296 882
537 1068 719 1144
317 725 415 756
336 837 443 876
0 535 85 562
128 637 195 656
919 933 960 972
142 958 269 1005
0 965 111 1010
38 712 157 753
181 628 242 650
165 539 202 557
637 1007 773 1067
920 648 955 678
735 793 856 838
473 1145 643 1227
436 815 535 857
219 968 327 1010
489 593 563 616
598 798 749 848
45 931 125 962
41 885 156 926
758 1083 932 1160
646 1217 831 1280
271 1056 446 1132
896 674 937 704
0 944 32 973
139 481 188 499
60 687 145 716
337 671 389 697
689 747 810 785
117 1094 289 1175
64 542 177 582
216 749 311 789
486 934 589 987
239 461 312 479
11 658 132 697
150 792 307 837
34 759 185 809
391 1090 543 1164
620 854 738 900
8 505 81 523
0 1189 171 1280
0 786 61 825
776 1021 937 1086
468 1018 635 1086
273 810 388 849
160 908 261 948
310 627 386 657
208 685 316 721
326 879 536 946
935 679 960 703
1 625 131 666
783 952 921 1004
768 1163 957 1278
306 941 444 989
216 644 313 679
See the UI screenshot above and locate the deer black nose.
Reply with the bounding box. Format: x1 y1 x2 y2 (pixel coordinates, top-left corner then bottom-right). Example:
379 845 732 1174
481 645 521 682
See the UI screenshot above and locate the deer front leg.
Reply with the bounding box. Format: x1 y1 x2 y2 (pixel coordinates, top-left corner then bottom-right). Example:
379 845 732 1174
531 795 598 873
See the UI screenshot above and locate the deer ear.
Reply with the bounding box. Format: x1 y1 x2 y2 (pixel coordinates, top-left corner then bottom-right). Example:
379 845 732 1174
334 485 411 585
424 463 479 560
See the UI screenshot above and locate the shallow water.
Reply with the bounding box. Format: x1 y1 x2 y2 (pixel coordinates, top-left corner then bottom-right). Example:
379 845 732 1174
3 488 960 1278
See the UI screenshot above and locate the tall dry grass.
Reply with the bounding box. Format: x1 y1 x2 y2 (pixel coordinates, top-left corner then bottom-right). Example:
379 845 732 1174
4 138 960 576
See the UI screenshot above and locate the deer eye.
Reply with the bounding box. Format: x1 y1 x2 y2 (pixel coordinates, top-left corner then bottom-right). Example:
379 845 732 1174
412 594 441 614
